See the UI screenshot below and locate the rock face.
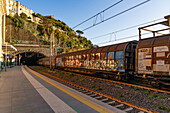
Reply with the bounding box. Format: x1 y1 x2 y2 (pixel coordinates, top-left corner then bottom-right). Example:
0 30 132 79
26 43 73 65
5 17 51 57
5 17 39 44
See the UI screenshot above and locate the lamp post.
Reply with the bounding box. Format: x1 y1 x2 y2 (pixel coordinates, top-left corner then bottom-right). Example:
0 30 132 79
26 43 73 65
5 43 7 71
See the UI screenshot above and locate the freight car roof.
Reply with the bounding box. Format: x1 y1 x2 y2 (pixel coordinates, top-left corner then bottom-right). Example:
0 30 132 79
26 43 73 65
56 41 136 58
137 34 170 48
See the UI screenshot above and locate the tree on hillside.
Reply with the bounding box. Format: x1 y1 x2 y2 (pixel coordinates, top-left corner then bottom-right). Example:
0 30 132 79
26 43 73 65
36 13 44 19
94 44 99 48
47 27 53 36
20 13 27 20
76 30 84 36
32 13 37 17
28 16 31 19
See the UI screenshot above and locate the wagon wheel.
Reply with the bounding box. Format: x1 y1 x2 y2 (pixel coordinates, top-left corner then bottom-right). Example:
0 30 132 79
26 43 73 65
121 75 125 81
151 80 161 88
103 74 109 79
115 75 121 81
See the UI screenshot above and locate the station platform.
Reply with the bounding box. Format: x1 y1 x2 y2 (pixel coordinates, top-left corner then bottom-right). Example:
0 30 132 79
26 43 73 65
0 66 124 113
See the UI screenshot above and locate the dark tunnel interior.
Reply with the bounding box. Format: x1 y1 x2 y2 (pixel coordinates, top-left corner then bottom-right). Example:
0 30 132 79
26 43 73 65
16 52 45 66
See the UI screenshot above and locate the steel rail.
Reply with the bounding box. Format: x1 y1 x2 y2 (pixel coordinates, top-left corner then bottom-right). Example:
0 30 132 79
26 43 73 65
48 67 170 94
52 68 170 94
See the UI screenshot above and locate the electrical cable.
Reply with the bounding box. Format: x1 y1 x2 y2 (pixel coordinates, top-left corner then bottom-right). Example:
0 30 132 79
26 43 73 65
95 32 150 45
82 0 151 31
90 18 164 40
72 0 123 29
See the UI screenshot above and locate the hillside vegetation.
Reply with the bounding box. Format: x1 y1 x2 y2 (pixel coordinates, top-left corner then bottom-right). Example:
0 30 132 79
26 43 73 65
7 13 94 53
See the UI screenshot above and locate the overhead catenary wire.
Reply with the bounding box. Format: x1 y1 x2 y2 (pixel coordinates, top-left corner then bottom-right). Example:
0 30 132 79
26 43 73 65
95 32 151 45
90 18 164 40
82 0 151 31
72 0 124 29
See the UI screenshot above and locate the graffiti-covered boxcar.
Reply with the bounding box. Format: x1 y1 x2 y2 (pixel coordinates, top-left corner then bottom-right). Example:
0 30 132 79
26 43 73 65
55 41 138 80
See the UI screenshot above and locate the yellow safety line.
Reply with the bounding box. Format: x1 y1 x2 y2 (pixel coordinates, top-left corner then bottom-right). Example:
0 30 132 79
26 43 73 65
25 66 115 113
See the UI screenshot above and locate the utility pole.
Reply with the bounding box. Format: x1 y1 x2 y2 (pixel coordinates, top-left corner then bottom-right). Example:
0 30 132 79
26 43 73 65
10 22 11 43
5 43 7 71
50 32 53 70
50 26 56 70
53 29 55 68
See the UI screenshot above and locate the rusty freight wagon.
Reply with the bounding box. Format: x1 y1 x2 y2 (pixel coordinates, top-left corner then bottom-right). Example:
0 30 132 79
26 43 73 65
136 19 170 86
55 41 138 80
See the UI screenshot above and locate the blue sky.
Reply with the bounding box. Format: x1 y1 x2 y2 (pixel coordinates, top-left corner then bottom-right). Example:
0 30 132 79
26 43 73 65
18 0 170 46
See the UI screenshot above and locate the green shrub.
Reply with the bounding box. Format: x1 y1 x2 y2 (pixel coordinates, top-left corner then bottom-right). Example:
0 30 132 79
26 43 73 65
75 78 79 81
114 85 121 88
134 87 140 90
91 85 96 88
67 75 73 79
136 91 141 93
145 90 150 95
118 94 123 97
97 88 102 90
157 96 164 99
80 79 85 82
28 16 31 19
37 25 44 31
149 94 157 98
152 106 156 108
32 30 35 33
158 106 168 111
20 12 27 20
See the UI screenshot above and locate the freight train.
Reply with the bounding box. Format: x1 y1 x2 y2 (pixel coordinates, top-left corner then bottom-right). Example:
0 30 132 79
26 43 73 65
37 17 170 87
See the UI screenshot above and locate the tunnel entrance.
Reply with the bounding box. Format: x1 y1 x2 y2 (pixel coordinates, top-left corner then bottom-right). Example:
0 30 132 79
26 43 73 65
16 52 45 66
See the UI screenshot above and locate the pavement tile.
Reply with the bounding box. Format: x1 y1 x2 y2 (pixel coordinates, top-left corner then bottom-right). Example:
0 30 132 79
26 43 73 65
0 106 11 113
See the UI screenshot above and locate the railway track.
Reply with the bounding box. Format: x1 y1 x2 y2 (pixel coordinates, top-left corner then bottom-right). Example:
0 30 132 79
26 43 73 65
29 66 160 113
53 68 170 94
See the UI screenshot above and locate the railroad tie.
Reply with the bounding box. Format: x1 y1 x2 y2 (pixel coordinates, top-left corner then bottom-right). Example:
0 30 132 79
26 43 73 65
114 104 124 108
75 87 81 89
101 98 108 101
95 96 103 99
138 111 145 113
86 92 93 95
82 90 89 93
123 107 133 112
107 101 115 104
78 89 85 91
90 94 98 97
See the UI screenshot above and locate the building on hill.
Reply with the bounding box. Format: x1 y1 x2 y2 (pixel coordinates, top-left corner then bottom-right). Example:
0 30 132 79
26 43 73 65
44 15 54 19
6 0 40 23
6 0 17 17
33 16 42 24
